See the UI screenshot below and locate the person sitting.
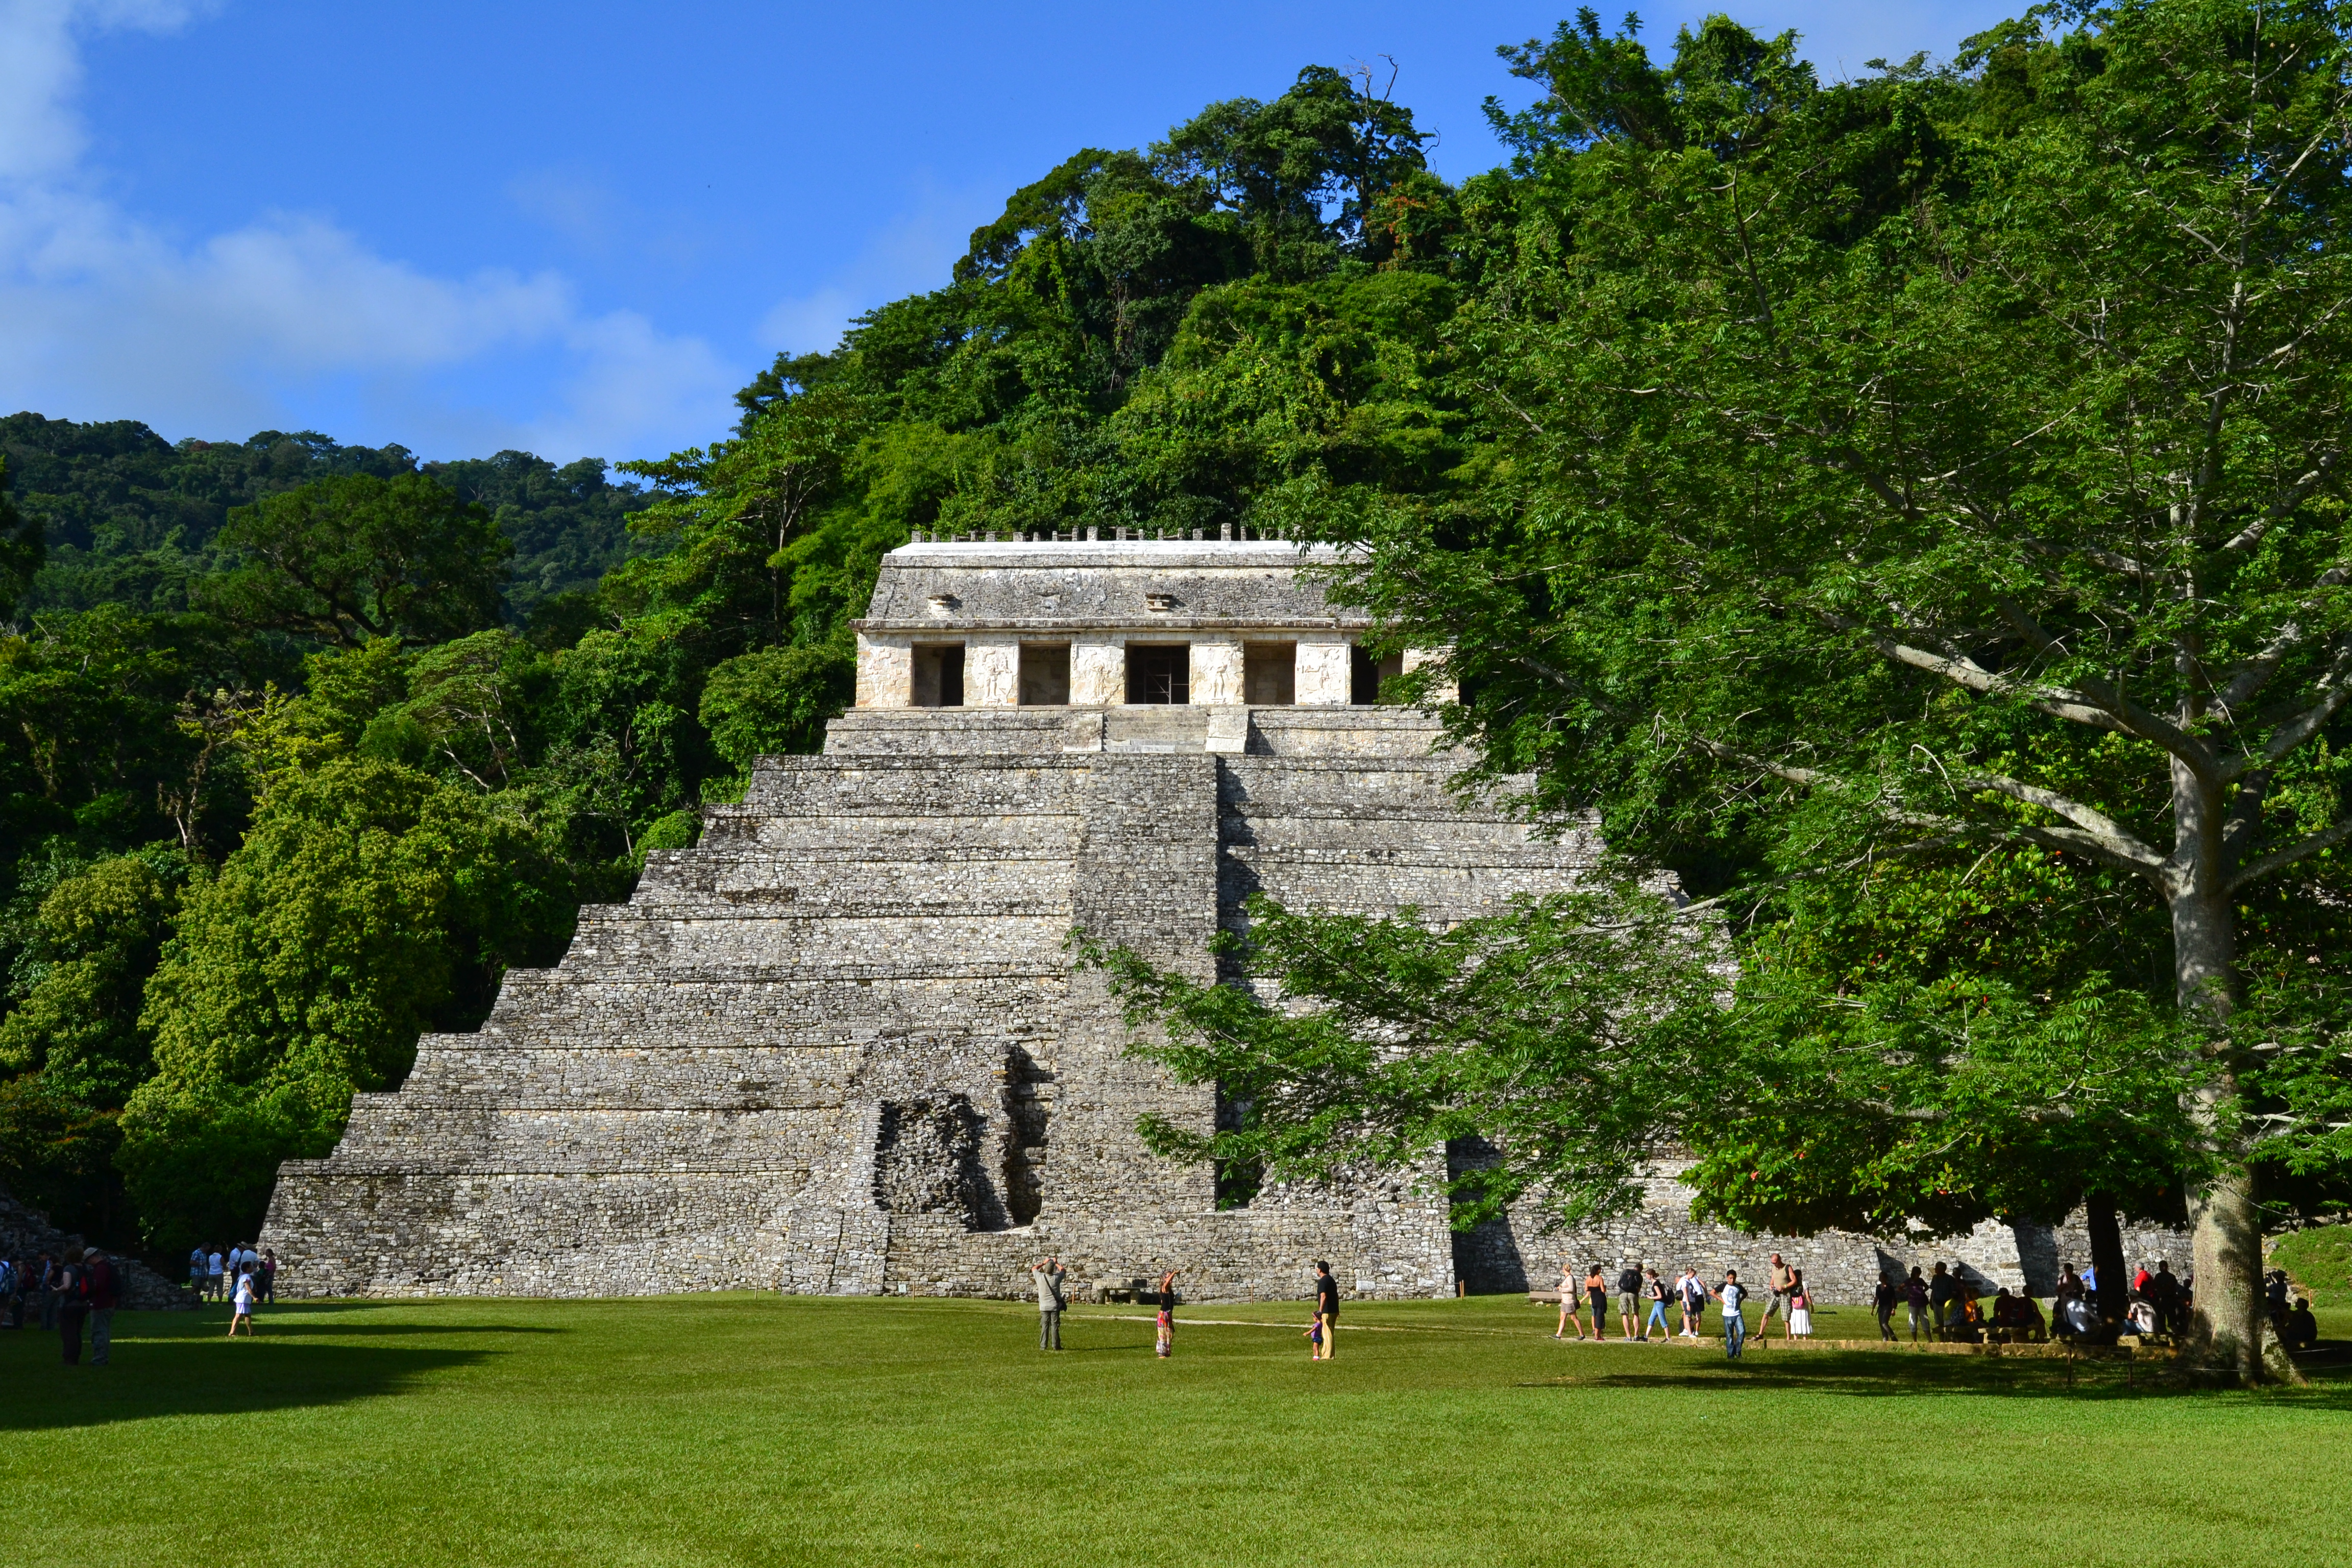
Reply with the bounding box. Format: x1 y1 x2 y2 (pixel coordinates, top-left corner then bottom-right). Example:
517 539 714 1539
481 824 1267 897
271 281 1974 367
2286 1297 2319 1351
1987 1288 2024 1341
2124 1299 2157 1336
1950 1294 1986 1343
2019 1293 2047 1343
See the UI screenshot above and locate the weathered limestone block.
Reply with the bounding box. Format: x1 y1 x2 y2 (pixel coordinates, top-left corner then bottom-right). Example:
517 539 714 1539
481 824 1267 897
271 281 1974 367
1189 637 1243 704
1296 634 1352 706
855 635 913 708
1071 638 1124 705
964 635 1019 707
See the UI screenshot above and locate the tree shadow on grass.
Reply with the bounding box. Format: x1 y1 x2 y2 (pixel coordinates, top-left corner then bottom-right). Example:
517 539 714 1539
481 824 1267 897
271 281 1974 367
1521 1346 2352 1407
0 1321 508 1432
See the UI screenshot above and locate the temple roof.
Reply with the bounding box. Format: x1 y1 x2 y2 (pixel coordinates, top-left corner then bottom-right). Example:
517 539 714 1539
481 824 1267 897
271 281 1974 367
856 538 1369 634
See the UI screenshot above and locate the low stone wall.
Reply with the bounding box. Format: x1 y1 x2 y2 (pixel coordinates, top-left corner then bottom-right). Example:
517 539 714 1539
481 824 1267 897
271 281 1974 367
0 1185 192 1310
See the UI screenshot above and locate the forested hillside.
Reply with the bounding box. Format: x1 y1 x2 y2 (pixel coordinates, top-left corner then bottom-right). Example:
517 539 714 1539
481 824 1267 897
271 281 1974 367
5 3 2349 1344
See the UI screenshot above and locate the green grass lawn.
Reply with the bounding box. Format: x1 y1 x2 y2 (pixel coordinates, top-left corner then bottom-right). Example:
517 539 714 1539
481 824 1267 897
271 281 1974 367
3 1293 2347 1565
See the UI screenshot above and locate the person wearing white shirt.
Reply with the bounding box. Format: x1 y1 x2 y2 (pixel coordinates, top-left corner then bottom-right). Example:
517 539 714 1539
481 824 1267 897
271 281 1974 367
1713 1269 1749 1359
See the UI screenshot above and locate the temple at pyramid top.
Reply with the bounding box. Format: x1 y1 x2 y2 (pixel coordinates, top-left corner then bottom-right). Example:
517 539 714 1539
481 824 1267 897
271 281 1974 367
852 535 1435 711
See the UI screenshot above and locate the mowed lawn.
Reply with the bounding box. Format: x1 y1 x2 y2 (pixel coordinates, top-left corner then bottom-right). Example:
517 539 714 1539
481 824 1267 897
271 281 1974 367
3 1293 2347 1565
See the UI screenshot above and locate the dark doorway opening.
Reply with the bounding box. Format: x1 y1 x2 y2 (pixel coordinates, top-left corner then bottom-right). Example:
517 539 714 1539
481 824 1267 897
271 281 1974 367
1351 645 1403 705
1126 644 1189 704
914 645 965 707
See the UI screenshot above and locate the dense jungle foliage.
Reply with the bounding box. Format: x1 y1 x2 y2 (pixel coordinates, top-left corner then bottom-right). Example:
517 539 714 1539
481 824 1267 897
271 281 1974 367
4 3 2348 1321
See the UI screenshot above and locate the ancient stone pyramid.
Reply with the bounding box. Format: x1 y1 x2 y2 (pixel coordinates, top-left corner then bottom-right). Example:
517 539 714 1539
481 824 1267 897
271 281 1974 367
262 537 1605 1300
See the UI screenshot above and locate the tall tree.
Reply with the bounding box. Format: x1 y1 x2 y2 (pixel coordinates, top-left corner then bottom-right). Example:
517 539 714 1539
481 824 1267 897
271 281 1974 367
1329 1 2352 1378
209 473 511 646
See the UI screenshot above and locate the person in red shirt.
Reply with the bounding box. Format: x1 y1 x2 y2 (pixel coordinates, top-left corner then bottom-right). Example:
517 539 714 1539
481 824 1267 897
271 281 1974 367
84 1248 119 1365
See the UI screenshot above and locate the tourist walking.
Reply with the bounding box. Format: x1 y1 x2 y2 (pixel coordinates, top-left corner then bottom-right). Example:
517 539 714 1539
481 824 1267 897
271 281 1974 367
55 1249 87 1364
84 1247 117 1365
1677 1267 1706 1337
1029 1255 1067 1351
228 1266 257 1337
1314 1261 1340 1360
1713 1269 1748 1359
1904 1267 1930 1341
1155 1268 1179 1358
1788 1271 1814 1337
1757 1253 1796 1344
1554 1259 1586 1340
1874 1273 1899 1341
1583 1264 1609 1342
1641 1267 1671 1341
1614 1262 1644 1341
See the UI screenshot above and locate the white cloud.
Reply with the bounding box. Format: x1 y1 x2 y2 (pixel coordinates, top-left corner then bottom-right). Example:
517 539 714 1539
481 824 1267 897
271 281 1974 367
0 1 737 461
757 181 994 357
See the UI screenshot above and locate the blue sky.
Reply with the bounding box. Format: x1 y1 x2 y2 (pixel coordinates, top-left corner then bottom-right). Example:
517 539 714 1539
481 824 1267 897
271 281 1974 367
0 0 2022 464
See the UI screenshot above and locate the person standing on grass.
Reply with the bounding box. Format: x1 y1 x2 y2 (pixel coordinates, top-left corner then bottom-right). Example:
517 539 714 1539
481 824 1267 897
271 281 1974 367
1029 1255 1067 1351
1583 1264 1609 1342
208 1246 225 1303
259 1250 278 1305
55 1249 87 1365
1314 1261 1340 1360
1927 1262 1957 1340
228 1266 256 1337
1902 1267 1929 1341
1756 1253 1795 1344
1154 1269 1179 1358
1615 1261 1644 1341
1641 1267 1671 1341
1713 1269 1748 1359
83 1247 117 1366
1787 1272 1814 1338
1874 1273 1899 1341
188 1244 206 1298
1678 1267 1707 1337
1554 1259 1586 1340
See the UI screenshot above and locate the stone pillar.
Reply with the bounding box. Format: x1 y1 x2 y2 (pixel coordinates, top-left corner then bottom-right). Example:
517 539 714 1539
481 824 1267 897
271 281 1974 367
1189 637 1243 705
1296 634 1352 706
1402 647 1457 704
1071 637 1124 705
965 635 1019 707
856 635 913 708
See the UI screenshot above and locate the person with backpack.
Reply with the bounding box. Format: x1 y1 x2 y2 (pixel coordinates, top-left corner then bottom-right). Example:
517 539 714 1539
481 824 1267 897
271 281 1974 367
1712 1269 1749 1359
1615 1261 1645 1341
1677 1267 1707 1338
83 1247 119 1365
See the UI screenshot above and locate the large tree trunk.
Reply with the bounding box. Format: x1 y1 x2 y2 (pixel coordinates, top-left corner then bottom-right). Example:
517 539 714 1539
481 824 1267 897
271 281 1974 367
2170 870 2265 1381
2085 1194 2128 1336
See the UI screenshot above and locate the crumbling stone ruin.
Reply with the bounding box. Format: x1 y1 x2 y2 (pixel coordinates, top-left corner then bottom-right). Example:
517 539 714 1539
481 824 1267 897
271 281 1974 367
262 534 2184 1303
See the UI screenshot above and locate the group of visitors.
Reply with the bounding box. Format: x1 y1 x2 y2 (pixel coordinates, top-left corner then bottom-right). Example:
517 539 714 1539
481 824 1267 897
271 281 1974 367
1021 1243 2326 1364
189 1242 275 1308
0 1246 120 1363
1550 1253 1816 1353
